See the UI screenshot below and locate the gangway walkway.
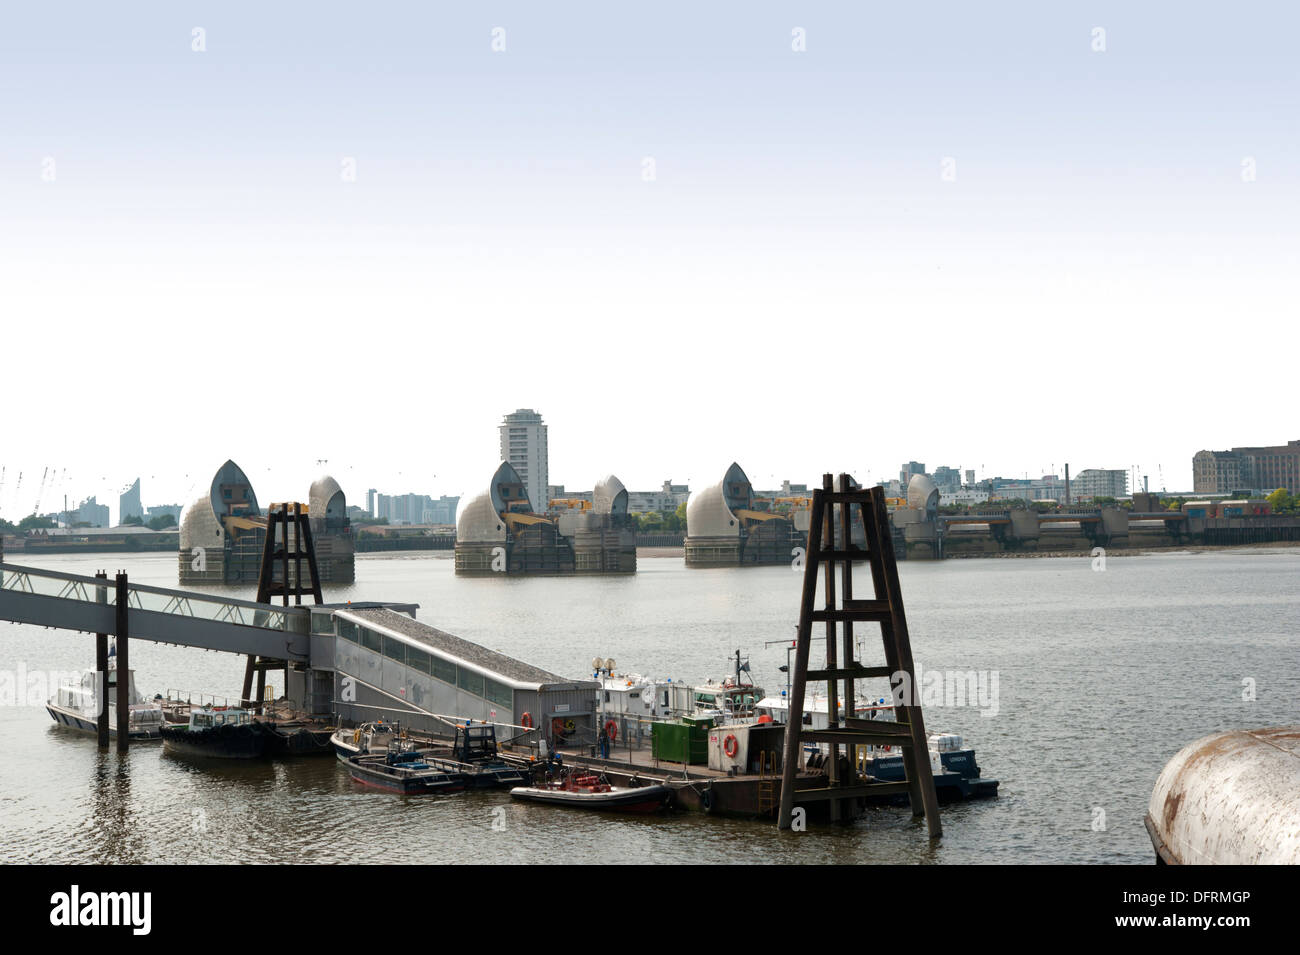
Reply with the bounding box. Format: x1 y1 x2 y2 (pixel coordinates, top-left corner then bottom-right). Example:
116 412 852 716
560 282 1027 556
0 561 311 661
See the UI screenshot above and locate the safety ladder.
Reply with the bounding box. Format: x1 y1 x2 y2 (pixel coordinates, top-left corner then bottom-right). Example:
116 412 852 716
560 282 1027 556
776 474 942 836
757 751 777 816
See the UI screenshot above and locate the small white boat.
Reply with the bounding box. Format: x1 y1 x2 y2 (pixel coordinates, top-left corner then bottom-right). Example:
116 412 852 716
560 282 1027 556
46 650 163 741
510 770 671 813
330 719 405 761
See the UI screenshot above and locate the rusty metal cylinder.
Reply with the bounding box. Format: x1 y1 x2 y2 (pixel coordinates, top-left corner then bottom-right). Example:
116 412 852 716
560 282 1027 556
1146 727 1300 864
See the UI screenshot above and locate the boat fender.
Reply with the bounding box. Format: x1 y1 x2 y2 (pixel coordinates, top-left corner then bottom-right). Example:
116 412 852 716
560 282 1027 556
701 785 715 813
723 734 739 758
604 720 618 741
353 729 361 745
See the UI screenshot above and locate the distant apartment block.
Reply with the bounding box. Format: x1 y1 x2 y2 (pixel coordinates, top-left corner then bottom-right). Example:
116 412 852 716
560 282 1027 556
1194 440 1300 495
932 466 962 493
626 480 690 514
1068 469 1128 501
119 478 143 523
940 488 990 507
986 475 1065 503
65 496 109 528
373 492 459 525
145 504 183 525
500 409 548 516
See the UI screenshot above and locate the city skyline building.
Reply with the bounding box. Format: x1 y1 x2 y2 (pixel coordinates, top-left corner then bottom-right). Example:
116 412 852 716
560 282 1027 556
119 478 142 524
499 408 548 514
1068 469 1129 501
1194 440 1300 496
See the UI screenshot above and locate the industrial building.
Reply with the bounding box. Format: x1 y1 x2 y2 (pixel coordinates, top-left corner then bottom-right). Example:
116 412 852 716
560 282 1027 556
454 462 636 575
1194 440 1300 495
178 461 355 585
684 462 807 567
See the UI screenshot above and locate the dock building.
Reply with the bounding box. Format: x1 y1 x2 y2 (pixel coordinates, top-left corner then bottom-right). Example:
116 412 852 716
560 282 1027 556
454 463 636 575
321 606 598 744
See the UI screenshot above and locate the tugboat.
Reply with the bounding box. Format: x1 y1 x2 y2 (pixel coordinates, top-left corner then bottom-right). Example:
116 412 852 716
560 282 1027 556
46 648 164 741
160 706 274 759
346 740 468 795
511 765 671 813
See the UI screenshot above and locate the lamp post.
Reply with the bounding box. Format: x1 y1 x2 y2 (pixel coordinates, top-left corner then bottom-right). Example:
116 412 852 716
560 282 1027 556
592 656 614 758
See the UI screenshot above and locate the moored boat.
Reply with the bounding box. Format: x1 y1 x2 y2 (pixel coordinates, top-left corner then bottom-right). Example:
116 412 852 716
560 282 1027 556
754 696 999 802
330 719 405 761
332 721 528 788
346 745 468 795
444 723 529 788
46 652 164 741
511 768 670 813
160 706 273 759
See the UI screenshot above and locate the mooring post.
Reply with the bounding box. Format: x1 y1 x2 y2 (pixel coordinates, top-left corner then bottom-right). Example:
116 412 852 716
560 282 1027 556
95 571 109 748
115 571 129 753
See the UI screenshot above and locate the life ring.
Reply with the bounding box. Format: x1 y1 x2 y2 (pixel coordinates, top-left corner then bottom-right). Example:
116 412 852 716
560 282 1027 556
723 734 739 758
604 720 618 741
521 712 533 729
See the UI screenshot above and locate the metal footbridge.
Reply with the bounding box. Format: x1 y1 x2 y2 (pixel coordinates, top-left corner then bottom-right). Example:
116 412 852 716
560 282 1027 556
0 561 311 661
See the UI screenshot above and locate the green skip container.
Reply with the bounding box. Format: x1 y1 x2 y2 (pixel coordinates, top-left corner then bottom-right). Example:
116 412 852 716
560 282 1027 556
652 720 710 765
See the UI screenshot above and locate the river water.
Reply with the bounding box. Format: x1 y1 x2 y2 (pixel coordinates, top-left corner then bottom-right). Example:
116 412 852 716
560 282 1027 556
2 548 1297 864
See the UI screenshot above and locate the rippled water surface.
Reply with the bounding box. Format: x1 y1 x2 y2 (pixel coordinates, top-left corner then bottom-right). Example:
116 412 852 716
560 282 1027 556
3 548 1297 863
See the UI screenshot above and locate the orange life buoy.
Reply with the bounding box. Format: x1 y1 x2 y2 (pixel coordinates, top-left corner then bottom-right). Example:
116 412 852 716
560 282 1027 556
521 712 533 729
723 734 739 758
604 719 618 741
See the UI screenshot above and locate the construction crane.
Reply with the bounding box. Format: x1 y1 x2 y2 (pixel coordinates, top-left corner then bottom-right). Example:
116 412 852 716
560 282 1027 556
32 466 48 516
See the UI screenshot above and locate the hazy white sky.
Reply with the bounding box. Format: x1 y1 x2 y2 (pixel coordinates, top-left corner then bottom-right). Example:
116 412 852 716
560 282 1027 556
1 3 1296 522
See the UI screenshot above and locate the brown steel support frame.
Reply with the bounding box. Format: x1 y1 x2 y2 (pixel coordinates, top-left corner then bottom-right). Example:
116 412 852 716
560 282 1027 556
244 503 325 709
777 475 942 837
95 571 109 748
115 571 129 753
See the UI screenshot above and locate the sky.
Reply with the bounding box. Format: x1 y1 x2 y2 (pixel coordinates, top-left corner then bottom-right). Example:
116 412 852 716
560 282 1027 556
1 3 1296 522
